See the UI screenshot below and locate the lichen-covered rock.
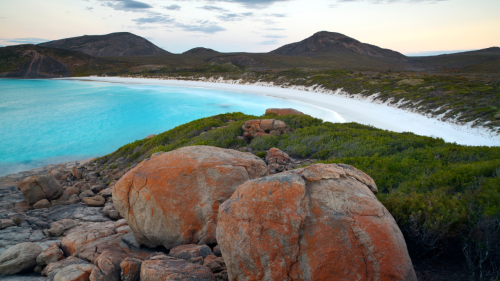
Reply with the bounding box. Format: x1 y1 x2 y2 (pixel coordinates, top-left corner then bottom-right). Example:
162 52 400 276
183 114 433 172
43 256 90 278
89 251 123 281
0 242 43 274
37 242 64 266
242 119 293 139
113 146 268 249
265 147 292 174
265 108 305 116
17 174 63 205
60 222 116 256
120 257 142 281
168 244 214 261
54 263 96 281
140 258 215 281
217 163 416 281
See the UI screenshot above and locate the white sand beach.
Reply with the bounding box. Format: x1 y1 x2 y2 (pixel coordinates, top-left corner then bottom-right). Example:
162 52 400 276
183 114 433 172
64 76 500 147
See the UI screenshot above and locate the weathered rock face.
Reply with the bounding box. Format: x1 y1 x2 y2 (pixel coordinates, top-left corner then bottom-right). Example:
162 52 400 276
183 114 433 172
0 242 43 274
36 242 64 266
265 108 305 116
217 163 416 281
113 146 268 249
141 258 215 281
242 119 293 139
54 263 96 281
17 174 63 205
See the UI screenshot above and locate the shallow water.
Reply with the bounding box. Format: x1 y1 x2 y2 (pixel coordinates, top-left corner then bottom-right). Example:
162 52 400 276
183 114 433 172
0 79 338 177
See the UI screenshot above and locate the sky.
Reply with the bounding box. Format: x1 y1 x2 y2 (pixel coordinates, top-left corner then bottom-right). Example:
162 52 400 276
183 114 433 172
0 0 499 55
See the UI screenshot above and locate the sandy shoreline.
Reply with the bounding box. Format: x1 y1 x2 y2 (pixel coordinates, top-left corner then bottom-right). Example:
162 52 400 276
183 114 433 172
63 76 499 147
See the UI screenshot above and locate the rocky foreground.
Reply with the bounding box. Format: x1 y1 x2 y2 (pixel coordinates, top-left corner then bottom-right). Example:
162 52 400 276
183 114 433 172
0 109 417 281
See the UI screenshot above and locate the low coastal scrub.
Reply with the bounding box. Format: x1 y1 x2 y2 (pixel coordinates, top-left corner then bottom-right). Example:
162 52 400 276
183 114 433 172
100 112 500 277
123 67 500 133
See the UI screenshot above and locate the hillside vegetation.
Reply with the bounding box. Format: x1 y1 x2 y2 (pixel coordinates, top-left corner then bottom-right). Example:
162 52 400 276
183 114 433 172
97 112 500 278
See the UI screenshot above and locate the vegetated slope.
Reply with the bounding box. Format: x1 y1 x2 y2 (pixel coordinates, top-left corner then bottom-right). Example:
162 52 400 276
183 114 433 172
183 47 219 54
39 32 170 57
270 31 407 61
0 44 123 78
408 47 500 73
99 112 500 279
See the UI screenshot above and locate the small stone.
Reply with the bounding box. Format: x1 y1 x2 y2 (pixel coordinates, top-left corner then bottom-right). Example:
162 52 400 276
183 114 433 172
99 187 113 197
48 219 78 237
116 225 132 233
83 195 105 207
214 270 229 281
79 190 95 199
91 184 108 193
203 255 225 273
115 219 128 229
0 219 16 230
29 229 45 242
67 194 80 204
122 233 141 250
213 245 221 257
33 199 51 209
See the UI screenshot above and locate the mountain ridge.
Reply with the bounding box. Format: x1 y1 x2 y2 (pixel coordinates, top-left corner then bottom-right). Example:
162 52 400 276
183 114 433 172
270 31 407 61
39 32 169 57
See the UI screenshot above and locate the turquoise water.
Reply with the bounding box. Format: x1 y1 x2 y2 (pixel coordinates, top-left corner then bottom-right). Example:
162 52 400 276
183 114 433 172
0 79 330 177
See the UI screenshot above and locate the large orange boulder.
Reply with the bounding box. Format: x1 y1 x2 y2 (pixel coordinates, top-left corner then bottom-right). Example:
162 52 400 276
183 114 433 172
113 146 268 249
217 163 416 281
265 108 305 115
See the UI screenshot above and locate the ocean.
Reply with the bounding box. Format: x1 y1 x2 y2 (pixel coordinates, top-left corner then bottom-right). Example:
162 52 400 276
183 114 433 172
0 78 337 177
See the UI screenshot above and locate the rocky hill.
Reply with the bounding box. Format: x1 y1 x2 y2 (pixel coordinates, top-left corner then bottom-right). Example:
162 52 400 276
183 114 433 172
39 32 170 57
270 31 407 61
183 47 219 54
0 45 120 78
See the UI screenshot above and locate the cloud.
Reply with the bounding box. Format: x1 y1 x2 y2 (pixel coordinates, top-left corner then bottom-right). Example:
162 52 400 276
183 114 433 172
132 15 175 25
335 0 447 3
164 4 181 10
100 0 152 12
217 12 253 21
176 22 226 34
263 27 285 30
262 34 286 38
86 7 94 11
266 13 286 17
258 39 277 45
211 0 290 9
5 37 50 44
405 49 474 56
198 5 228 12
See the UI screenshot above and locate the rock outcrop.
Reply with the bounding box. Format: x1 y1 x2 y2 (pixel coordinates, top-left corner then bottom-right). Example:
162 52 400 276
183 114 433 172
113 146 268 249
141 257 215 281
17 174 63 205
265 108 305 116
265 147 292 174
242 119 293 139
217 163 416 281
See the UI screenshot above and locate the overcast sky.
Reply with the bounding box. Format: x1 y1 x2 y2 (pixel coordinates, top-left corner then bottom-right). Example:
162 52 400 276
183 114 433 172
0 0 498 55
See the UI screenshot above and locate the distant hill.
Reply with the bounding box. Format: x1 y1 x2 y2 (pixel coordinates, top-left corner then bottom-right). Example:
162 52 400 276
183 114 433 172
452 47 500 55
183 47 219 54
39 32 170 57
0 45 120 78
270 31 407 61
